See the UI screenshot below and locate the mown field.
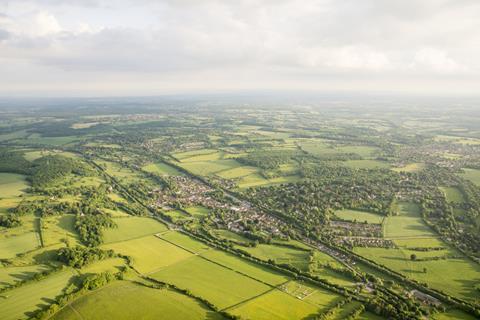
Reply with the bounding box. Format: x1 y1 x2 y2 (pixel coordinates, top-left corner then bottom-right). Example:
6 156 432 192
52 281 226 320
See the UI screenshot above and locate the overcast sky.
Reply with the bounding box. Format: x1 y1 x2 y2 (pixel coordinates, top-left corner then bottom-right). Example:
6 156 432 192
0 0 479 97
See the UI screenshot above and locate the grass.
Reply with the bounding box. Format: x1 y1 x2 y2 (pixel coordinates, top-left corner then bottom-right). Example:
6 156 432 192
238 244 311 271
156 231 211 253
150 255 271 309
213 229 254 244
432 309 478 320
0 269 76 320
384 202 434 239
52 280 226 320
142 162 183 176
227 288 321 320
162 209 192 222
281 281 340 308
341 160 390 169
355 200 480 301
78 258 126 275
94 160 141 181
184 206 210 218
336 145 378 157
41 214 79 247
440 186 465 203
24 134 80 146
216 166 257 179
0 173 29 198
334 209 384 224
459 168 480 186
103 235 193 274
392 163 425 173
0 232 40 259
237 174 301 189
103 217 168 243
199 249 289 286
173 149 220 161
178 159 240 176
0 264 51 290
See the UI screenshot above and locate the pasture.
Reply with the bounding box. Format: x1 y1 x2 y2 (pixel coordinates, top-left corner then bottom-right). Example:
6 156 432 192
200 249 289 286
238 243 311 271
184 206 210 218
150 256 272 309
103 216 168 243
41 214 79 246
0 232 39 259
227 288 321 320
459 168 480 186
103 235 193 274
0 173 29 198
341 160 390 170
0 264 50 289
334 209 384 224
142 162 183 176
52 281 225 320
392 163 425 173
157 231 211 253
440 186 465 203
0 269 76 320
384 202 434 239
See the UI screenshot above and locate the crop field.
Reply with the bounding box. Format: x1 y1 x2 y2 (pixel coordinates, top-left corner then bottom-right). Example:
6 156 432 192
227 288 321 320
334 209 384 224
459 168 480 186
142 162 183 176
103 235 193 274
103 217 168 243
150 256 272 309
157 231 211 253
238 244 311 271
52 281 226 320
0 269 77 320
0 173 29 198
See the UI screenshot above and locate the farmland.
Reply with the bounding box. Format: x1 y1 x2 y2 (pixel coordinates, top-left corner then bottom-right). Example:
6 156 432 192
0 101 479 319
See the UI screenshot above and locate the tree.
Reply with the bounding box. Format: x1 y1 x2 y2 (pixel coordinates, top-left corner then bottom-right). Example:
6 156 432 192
410 254 417 261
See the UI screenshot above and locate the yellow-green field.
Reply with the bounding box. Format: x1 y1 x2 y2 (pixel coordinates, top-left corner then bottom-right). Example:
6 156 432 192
52 281 226 320
142 162 183 176
0 173 29 198
459 168 480 186
334 209 384 224
103 217 168 243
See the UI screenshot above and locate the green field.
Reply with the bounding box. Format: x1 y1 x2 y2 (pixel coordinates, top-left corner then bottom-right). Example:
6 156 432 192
228 288 321 320
52 281 226 320
142 162 183 176
356 202 480 301
41 214 79 246
0 173 29 198
0 232 40 259
150 256 272 309
213 229 254 244
200 249 289 286
184 205 210 218
334 209 384 224
384 202 434 238
103 217 168 243
0 269 76 320
392 163 425 173
440 186 465 203
459 168 480 186
0 264 51 289
342 160 390 169
178 159 240 176
239 244 311 271
157 231 211 253
103 235 193 274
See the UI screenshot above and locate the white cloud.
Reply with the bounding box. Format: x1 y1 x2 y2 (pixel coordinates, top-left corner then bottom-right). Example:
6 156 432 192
0 0 479 96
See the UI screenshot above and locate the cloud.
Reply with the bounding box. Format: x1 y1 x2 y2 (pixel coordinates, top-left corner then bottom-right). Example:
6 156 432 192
0 0 479 96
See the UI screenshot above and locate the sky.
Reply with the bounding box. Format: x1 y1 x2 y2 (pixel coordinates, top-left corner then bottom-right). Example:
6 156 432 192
0 0 479 97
